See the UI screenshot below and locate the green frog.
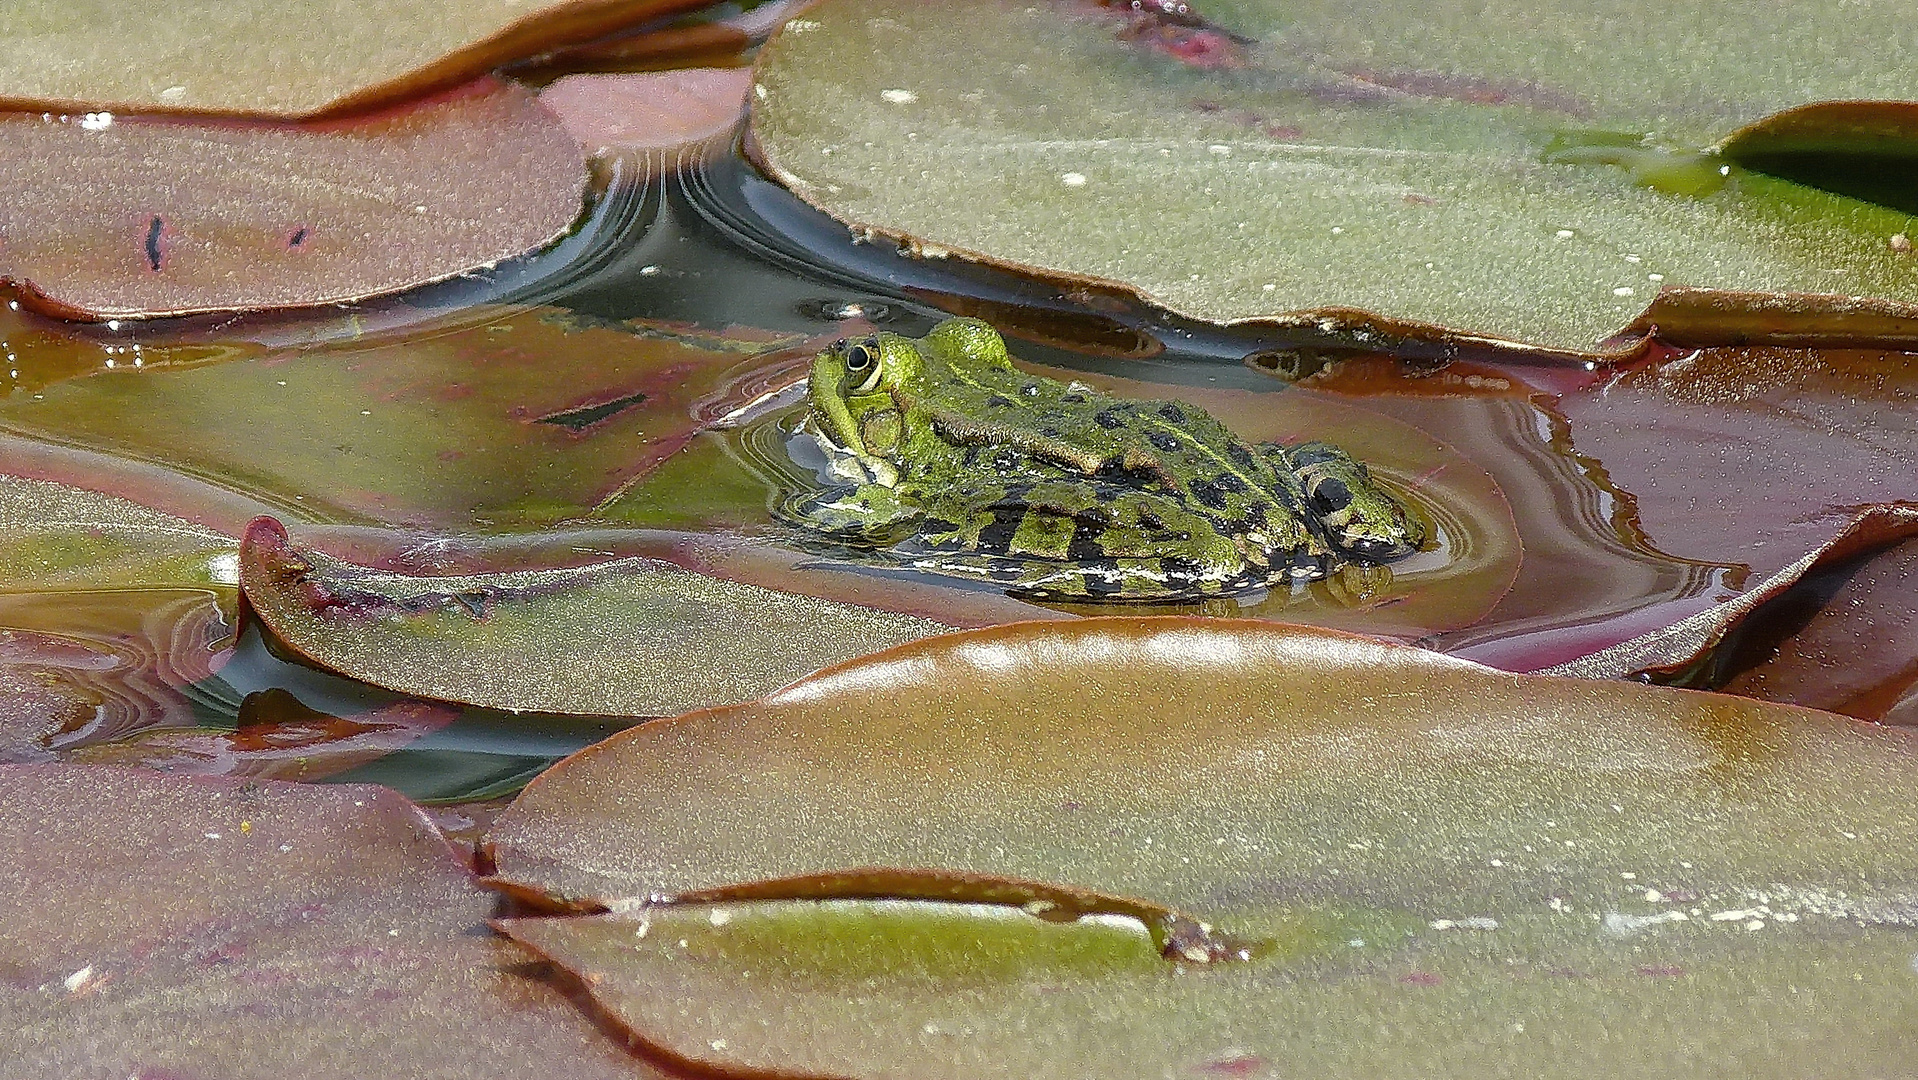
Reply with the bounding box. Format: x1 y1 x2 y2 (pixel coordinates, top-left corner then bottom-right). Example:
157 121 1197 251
780 317 1424 601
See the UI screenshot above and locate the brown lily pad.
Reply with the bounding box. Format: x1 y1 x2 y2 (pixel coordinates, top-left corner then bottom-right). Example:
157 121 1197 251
485 618 1918 1078
0 0 714 117
484 618 1918 918
0 763 657 1078
239 516 951 717
0 80 587 319
539 68 755 159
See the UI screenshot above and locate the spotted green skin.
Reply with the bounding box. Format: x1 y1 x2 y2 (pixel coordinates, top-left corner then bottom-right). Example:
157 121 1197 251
783 318 1423 600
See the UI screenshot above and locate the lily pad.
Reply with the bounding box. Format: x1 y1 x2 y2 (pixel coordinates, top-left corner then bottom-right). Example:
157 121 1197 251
0 310 800 528
751 0 1918 353
499 894 1918 1080
539 68 755 159
0 80 587 319
486 618 1918 1076
240 516 951 717
0 472 235 591
0 0 712 116
0 764 655 1079
485 618 1918 917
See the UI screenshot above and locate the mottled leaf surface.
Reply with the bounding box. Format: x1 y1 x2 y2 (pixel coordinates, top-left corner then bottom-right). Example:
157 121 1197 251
0 0 708 116
241 517 951 717
0 764 656 1079
0 81 586 319
752 0 1918 352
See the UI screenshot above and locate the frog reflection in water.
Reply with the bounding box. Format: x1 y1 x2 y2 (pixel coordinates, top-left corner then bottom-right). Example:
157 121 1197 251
780 317 1424 601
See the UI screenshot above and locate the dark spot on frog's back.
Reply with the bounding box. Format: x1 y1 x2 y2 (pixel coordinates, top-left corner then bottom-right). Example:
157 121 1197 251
1188 477 1229 510
1021 383 1041 397
988 395 1015 408
1149 431 1183 453
1094 409 1127 430
1062 392 1087 404
1228 444 1256 468
1156 403 1187 424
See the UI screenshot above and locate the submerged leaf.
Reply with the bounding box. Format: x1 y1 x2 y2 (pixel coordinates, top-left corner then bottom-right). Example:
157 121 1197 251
0 473 235 591
752 0 1918 352
0 81 587 319
0 310 801 528
0 764 655 1079
239 516 951 717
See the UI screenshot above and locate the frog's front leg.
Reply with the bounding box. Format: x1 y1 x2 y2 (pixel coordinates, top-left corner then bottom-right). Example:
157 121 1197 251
778 484 925 545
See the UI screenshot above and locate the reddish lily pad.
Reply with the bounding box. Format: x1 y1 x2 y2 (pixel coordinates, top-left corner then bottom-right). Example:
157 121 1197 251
240 516 951 717
485 618 1918 918
0 80 587 319
0 0 714 116
0 764 658 1078
539 68 754 159
486 618 1918 1076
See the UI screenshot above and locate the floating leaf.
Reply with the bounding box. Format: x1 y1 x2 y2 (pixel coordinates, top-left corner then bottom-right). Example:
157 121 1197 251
0 473 235 590
1694 535 1918 724
0 309 801 528
487 618 1918 1076
0 0 714 116
240 516 951 717
485 618 1918 916
0 80 586 319
751 0 1918 353
0 764 655 1078
539 68 754 159
500 893 1918 1080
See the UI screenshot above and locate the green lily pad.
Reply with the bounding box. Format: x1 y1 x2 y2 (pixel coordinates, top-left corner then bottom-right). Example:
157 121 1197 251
485 617 1918 1076
750 0 1918 353
240 516 951 717
0 81 587 320
0 473 235 591
499 894 1918 1079
0 310 801 529
0 764 656 1079
0 0 714 116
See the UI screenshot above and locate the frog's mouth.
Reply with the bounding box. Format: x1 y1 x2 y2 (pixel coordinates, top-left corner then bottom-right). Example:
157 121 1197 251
793 414 900 489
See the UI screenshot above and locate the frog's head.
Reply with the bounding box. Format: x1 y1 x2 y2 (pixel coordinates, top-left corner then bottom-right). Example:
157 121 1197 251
1287 442 1427 562
806 331 926 464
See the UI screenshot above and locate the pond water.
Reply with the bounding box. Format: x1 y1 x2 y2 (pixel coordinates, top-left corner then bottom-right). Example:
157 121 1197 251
0 144 1874 801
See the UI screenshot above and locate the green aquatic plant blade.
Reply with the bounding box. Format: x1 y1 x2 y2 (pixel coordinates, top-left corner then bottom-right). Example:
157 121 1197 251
0 310 800 529
0 764 659 1079
0 81 587 320
751 0 1918 353
240 517 950 717
0 0 715 116
501 895 1918 1080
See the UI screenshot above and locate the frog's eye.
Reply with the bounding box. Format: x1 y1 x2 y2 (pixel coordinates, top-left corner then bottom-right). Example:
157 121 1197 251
844 338 885 394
